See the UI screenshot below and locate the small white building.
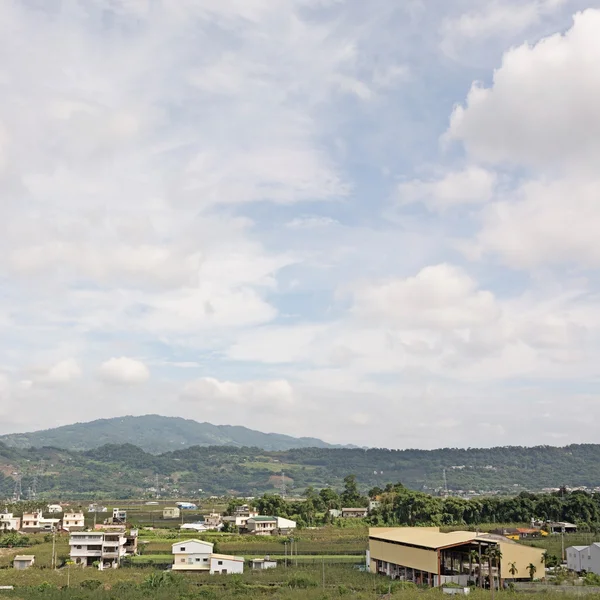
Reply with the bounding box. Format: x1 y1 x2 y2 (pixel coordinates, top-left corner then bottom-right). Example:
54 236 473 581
246 516 297 535
0 513 21 532
567 546 590 573
111 508 127 523
63 512 85 531
69 530 127 568
163 507 181 519
13 555 35 570
47 504 63 514
341 508 368 518
369 500 381 512
251 557 277 570
171 540 244 574
180 522 208 532
210 554 244 575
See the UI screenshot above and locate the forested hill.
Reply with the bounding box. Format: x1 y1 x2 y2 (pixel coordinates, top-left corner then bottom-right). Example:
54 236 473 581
2 441 600 499
0 415 340 453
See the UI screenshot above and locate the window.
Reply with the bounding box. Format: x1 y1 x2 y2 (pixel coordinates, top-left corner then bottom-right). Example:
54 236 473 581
218 561 223 565
203 558 208 562
180 547 185 552
180 558 185 563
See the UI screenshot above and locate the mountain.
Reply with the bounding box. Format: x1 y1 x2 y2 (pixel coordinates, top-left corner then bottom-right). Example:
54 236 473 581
3 440 600 499
0 415 341 453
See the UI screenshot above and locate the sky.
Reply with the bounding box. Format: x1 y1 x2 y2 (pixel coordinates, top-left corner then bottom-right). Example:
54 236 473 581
1 0 600 449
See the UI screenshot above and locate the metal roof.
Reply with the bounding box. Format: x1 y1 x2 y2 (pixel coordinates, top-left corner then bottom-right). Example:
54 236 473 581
369 529 497 551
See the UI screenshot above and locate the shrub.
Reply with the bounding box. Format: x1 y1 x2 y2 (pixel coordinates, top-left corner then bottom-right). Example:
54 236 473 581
80 579 103 589
287 575 318 588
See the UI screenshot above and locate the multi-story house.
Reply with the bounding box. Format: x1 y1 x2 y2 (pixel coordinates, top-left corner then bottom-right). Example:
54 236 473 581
203 512 222 529
171 539 244 574
21 512 61 533
69 529 127 568
62 512 85 531
246 516 296 536
0 513 21 532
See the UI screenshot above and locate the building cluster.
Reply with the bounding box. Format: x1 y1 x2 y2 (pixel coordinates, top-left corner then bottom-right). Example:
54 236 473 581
367 527 546 587
171 504 297 536
1 508 84 533
567 543 600 575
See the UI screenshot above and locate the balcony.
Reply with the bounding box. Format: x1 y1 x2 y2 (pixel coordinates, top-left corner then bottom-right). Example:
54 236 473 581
70 549 102 557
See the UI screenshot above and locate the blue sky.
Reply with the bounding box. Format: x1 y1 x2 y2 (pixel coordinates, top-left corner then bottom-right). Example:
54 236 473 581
1 0 600 449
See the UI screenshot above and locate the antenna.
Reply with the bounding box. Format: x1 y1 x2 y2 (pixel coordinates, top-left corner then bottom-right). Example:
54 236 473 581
28 460 43 501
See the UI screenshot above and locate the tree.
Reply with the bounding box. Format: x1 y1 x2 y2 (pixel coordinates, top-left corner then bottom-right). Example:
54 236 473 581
527 563 537 581
508 562 518 579
484 546 502 590
468 550 479 582
341 475 362 507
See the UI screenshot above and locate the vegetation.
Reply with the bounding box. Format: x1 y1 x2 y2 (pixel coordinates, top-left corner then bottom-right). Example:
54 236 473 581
5 436 600 497
0 415 339 453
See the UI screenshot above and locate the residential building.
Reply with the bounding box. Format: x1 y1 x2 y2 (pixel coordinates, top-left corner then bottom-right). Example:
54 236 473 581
246 516 296 535
21 512 60 533
172 539 244 574
547 521 577 534
110 508 127 524
69 529 127 568
567 546 590 573
63 512 85 531
13 555 35 570
47 504 63 514
203 512 222 529
251 557 277 570
0 513 21 532
342 508 368 518
88 504 108 513
163 507 181 519
368 527 545 587
369 500 382 512
328 509 342 519
124 529 139 556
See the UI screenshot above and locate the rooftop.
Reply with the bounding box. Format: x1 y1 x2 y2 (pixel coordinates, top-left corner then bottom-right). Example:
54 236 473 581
369 528 498 551
14 556 35 561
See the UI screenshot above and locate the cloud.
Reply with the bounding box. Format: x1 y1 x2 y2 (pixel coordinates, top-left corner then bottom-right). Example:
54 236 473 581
39 358 82 385
99 357 150 385
446 9 600 171
396 167 496 211
181 377 296 408
351 264 499 329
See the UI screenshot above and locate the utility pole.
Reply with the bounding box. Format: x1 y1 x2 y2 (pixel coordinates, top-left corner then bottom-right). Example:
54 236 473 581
51 529 56 569
322 557 325 589
155 474 160 499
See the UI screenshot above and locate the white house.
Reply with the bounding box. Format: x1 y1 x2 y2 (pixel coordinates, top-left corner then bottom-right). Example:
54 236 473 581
567 546 590 573
69 530 127 568
163 507 181 519
13 555 35 570
172 539 214 571
210 554 244 575
21 512 61 533
341 508 368 518
369 500 381 512
47 504 63 514
171 540 244 574
251 557 277 570
0 513 21 532
63 512 85 531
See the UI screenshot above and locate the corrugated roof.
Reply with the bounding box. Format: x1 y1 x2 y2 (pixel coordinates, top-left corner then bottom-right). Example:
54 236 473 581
14 555 35 560
249 516 276 522
369 529 484 550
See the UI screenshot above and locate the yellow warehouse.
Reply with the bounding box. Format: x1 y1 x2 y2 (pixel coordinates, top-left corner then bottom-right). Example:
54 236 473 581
368 527 545 587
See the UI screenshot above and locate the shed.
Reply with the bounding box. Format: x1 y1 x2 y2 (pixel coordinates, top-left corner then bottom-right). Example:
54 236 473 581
251 557 277 570
13 555 35 570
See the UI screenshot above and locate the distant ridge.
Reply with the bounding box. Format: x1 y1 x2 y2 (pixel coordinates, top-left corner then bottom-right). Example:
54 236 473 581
0 414 345 454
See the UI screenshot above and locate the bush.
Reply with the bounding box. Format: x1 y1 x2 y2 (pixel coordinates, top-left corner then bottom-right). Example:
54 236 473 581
80 579 102 589
287 575 318 588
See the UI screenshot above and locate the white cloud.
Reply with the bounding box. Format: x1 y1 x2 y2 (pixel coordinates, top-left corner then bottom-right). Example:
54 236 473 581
99 357 150 385
446 9 600 170
352 264 499 329
397 167 496 211
40 358 82 385
181 377 296 408
440 0 568 60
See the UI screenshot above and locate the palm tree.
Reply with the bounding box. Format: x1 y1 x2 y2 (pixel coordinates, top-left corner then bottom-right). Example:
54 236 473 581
527 563 537 581
508 562 518 579
484 546 503 590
